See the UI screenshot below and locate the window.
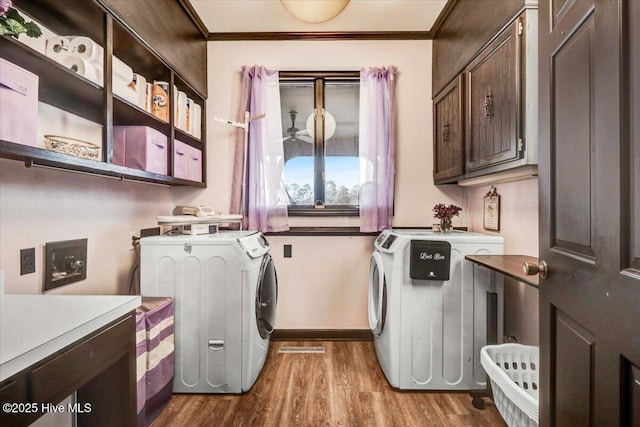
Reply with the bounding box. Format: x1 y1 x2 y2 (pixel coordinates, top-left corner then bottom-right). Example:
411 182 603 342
279 71 360 215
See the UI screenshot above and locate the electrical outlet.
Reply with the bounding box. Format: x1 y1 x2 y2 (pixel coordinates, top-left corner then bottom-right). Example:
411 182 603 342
20 247 36 275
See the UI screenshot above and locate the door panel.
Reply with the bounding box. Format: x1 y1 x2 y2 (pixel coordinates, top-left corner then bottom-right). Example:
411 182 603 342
539 0 640 425
551 15 595 257
630 0 640 272
622 361 640 425
553 308 594 427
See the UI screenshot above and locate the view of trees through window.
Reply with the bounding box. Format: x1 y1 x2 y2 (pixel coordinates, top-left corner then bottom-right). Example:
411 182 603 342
283 156 360 206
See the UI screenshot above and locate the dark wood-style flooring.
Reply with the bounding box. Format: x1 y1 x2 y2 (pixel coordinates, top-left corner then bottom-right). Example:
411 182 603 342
150 341 507 426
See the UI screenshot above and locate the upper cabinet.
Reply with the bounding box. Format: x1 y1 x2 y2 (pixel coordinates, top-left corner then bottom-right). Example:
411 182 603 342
433 75 464 183
432 1 538 185
0 0 207 186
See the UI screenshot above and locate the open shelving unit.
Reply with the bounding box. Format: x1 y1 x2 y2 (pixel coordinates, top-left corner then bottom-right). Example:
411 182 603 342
0 0 207 187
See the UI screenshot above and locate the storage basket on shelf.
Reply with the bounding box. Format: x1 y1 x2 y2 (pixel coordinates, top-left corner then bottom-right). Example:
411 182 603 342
44 135 100 160
481 344 539 427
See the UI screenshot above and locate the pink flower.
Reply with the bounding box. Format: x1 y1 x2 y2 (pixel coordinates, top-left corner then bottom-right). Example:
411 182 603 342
433 203 462 220
0 0 11 17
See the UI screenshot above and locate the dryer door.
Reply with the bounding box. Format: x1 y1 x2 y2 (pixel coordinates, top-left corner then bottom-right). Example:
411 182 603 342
368 251 387 336
256 254 278 339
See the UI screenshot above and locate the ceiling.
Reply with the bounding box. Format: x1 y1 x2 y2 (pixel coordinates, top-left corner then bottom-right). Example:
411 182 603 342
188 0 449 34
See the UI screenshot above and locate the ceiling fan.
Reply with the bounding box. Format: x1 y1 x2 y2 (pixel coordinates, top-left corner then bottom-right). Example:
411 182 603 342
282 110 312 143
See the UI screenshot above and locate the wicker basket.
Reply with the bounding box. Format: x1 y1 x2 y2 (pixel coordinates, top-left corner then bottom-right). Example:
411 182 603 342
481 344 539 427
44 135 99 160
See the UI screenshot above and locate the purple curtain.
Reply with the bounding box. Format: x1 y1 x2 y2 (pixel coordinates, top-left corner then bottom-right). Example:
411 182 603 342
359 66 397 232
230 66 289 232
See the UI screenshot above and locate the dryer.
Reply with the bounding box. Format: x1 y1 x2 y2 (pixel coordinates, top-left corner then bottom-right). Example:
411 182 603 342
369 229 503 391
140 230 277 393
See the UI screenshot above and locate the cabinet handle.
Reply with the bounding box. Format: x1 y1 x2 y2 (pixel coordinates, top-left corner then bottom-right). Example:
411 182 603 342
442 124 450 143
484 87 493 118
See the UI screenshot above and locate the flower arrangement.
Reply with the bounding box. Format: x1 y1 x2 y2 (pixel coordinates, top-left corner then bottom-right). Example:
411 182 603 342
0 0 42 39
433 203 462 233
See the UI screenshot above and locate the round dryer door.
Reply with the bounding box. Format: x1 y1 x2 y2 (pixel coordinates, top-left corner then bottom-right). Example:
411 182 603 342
368 252 387 336
256 254 278 339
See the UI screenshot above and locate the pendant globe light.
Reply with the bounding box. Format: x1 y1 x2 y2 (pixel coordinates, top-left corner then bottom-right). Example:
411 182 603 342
280 0 350 23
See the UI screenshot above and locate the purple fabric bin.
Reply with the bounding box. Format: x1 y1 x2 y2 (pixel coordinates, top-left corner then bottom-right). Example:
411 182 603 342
173 140 202 182
113 126 168 175
136 297 174 426
0 58 38 146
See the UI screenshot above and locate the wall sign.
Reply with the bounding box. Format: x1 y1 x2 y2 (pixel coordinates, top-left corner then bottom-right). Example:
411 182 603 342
483 186 500 231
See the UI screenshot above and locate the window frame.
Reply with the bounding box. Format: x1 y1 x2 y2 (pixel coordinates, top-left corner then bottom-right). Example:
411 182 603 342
280 71 360 216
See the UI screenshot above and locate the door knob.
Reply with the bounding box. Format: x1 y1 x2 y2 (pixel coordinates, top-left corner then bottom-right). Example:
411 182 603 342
523 260 548 279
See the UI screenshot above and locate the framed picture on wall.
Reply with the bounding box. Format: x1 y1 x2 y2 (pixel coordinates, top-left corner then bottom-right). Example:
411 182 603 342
483 186 500 231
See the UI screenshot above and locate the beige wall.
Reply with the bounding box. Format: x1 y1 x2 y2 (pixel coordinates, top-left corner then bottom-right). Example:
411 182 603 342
0 158 173 295
465 178 540 345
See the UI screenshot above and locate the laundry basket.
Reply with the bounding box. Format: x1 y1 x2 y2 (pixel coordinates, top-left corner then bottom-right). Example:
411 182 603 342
481 344 539 427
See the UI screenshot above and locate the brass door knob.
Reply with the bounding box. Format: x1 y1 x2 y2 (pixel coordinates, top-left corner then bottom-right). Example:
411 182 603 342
523 260 548 279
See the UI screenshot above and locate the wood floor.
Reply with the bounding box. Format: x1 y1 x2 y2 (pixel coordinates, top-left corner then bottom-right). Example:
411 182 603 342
150 341 507 426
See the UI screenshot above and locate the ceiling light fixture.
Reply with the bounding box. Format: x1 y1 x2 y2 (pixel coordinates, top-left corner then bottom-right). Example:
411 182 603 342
280 0 350 23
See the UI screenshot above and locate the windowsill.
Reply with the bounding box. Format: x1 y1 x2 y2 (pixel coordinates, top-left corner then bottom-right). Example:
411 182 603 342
265 226 378 236
287 207 359 217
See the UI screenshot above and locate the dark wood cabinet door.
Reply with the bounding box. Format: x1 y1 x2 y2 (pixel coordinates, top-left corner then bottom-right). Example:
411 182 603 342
466 18 520 172
433 75 464 183
538 0 640 425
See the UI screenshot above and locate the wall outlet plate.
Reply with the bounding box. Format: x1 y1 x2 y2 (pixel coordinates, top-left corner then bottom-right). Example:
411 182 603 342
20 247 36 275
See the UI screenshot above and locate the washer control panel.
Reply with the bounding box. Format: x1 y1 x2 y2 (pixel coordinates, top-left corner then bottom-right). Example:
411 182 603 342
238 233 270 258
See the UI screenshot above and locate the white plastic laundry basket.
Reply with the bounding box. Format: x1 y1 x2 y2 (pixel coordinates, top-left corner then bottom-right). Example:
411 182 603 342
481 344 539 427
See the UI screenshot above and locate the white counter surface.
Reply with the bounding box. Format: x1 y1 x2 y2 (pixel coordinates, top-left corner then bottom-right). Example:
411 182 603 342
0 294 141 382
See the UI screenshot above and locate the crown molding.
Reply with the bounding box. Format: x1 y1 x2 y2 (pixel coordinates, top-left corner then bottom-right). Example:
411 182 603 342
179 0 210 38
208 31 432 41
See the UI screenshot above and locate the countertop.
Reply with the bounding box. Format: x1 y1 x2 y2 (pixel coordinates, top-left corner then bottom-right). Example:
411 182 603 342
465 254 540 287
0 294 141 382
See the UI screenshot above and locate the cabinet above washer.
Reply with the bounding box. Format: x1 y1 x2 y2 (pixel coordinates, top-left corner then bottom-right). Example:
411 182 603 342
432 2 538 186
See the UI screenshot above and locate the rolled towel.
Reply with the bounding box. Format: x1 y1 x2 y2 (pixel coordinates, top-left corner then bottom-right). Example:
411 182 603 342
113 83 139 106
131 73 147 109
177 91 188 131
68 36 103 63
67 37 133 83
112 56 134 85
152 81 170 122
113 72 133 91
45 36 71 64
61 56 103 86
145 83 153 113
186 98 193 134
192 102 202 139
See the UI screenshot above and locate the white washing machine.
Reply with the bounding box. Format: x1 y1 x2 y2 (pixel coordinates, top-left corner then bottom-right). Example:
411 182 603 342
369 229 503 390
140 230 277 393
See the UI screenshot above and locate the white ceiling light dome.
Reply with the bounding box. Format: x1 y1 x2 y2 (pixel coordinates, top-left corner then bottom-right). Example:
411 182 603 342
280 0 350 23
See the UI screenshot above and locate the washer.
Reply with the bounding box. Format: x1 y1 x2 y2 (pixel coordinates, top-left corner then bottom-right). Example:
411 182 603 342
369 229 504 390
140 230 277 393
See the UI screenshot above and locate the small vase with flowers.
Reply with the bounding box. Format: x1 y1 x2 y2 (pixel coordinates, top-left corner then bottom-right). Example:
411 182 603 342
433 203 462 233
